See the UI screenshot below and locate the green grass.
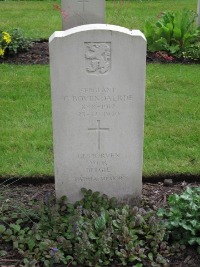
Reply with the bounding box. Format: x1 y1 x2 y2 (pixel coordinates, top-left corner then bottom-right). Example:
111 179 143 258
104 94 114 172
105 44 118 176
1 64 199 177
0 0 198 39
107 0 198 30
1 65 53 177
144 64 200 176
0 0 61 39
0 0 199 178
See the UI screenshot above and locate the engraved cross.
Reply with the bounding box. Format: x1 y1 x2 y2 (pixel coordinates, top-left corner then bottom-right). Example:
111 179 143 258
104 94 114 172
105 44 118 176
88 120 109 150
78 0 89 12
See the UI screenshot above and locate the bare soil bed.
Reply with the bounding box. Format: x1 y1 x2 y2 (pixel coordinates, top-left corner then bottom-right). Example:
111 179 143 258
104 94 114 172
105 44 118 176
0 41 200 65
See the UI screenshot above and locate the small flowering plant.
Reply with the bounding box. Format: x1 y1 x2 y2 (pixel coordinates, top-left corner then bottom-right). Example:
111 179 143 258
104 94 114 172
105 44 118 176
0 30 11 57
155 51 174 62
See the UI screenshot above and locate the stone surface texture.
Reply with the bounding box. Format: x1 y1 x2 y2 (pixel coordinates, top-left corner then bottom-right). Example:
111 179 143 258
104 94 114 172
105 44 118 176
49 24 146 204
61 0 105 30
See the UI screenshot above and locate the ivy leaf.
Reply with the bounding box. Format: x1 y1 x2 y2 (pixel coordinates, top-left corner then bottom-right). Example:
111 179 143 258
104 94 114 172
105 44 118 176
10 224 20 234
112 220 120 228
89 232 97 240
28 239 35 251
94 212 106 231
148 252 153 261
13 241 18 249
0 250 7 257
35 234 41 241
0 224 6 234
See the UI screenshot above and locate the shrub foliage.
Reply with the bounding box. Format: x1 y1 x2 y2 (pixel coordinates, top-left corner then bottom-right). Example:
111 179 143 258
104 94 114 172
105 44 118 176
0 30 11 57
0 28 32 57
144 9 200 60
6 28 32 55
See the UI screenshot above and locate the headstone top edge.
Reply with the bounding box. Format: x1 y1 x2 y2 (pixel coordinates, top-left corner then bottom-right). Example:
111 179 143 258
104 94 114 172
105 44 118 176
49 24 146 43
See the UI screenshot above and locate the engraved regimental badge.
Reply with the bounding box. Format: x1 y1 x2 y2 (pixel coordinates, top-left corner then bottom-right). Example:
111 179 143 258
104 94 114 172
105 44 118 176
85 42 111 75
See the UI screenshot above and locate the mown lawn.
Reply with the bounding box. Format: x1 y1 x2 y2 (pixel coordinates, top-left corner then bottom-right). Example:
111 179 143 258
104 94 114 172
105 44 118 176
0 0 199 178
1 65 53 177
144 64 200 176
1 63 199 177
106 0 198 30
0 0 197 39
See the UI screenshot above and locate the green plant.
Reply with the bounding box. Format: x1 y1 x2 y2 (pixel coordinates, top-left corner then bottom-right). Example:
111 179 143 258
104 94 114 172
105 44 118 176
158 187 200 253
144 9 200 56
0 30 11 57
0 188 169 266
5 28 32 55
182 42 200 61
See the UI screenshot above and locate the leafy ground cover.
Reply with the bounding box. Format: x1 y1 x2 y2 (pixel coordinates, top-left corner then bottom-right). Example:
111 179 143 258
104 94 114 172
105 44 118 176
0 181 200 266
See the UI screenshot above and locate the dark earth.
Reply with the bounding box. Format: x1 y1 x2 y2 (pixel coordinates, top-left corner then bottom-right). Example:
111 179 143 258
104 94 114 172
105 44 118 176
0 42 200 266
0 40 200 65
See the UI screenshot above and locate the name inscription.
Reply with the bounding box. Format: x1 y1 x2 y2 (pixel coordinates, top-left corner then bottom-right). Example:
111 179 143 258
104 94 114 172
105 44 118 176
64 94 133 102
64 87 134 118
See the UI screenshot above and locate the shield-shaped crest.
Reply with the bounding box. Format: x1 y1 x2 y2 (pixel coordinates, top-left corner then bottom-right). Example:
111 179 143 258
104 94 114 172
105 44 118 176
85 42 111 75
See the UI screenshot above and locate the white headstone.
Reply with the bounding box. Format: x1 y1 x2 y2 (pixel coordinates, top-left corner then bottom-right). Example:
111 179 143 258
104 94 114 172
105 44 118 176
49 24 146 204
197 0 200 27
61 0 105 30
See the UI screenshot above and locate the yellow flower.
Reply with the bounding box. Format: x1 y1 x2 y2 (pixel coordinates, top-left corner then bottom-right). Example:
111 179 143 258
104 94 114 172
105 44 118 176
0 48 5 56
2 32 11 44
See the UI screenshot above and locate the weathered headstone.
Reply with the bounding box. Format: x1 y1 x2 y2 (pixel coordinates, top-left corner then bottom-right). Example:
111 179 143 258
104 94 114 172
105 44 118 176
197 0 200 27
49 24 146 204
61 0 105 30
